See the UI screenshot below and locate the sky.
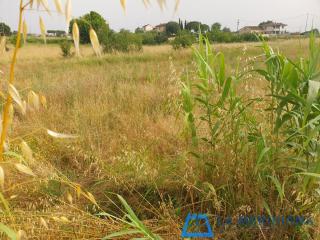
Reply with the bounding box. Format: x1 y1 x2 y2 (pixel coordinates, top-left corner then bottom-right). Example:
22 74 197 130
0 0 320 34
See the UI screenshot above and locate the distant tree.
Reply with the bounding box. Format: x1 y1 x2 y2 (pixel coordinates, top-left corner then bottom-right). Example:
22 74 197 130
186 21 201 32
135 27 144 34
69 11 109 44
200 24 210 32
166 21 180 36
102 30 142 53
172 30 195 50
259 20 273 27
0 22 11 36
155 32 168 44
140 31 157 45
211 22 221 32
222 27 231 32
179 18 184 30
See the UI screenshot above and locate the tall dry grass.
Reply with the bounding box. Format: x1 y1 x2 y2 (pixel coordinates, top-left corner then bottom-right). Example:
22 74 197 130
0 38 318 239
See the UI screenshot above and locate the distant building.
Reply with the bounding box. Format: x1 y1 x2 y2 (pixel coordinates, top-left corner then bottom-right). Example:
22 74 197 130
239 26 263 34
259 22 287 35
239 21 287 35
154 23 167 33
47 30 67 37
142 24 154 32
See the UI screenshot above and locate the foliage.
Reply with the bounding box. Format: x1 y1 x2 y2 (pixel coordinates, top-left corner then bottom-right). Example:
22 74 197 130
102 30 142 53
185 21 201 32
257 34 320 194
0 22 11 36
69 11 109 44
59 39 72 57
211 22 222 32
166 21 180 36
154 32 168 44
10 34 24 48
172 31 195 50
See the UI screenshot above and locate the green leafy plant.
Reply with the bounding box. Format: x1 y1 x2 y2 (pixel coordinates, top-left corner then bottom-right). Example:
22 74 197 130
59 39 72 57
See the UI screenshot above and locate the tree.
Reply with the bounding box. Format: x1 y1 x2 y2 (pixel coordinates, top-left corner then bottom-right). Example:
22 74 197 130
135 27 144 34
222 27 231 33
69 11 109 44
186 21 201 32
178 18 184 30
259 20 273 27
0 22 11 36
166 21 180 36
172 30 195 50
200 24 210 33
102 30 142 53
211 22 221 33
155 32 168 44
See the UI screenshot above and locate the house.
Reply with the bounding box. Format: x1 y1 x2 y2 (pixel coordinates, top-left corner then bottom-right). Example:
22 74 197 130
239 21 287 35
142 24 154 32
47 30 67 37
154 23 167 33
239 26 263 34
259 21 287 35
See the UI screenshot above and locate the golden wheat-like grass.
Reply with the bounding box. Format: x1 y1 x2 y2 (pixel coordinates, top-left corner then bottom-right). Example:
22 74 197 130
72 21 80 57
0 36 6 55
39 16 46 44
23 20 28 45
65 0 72 27
53 0 63 14
89 28 102 57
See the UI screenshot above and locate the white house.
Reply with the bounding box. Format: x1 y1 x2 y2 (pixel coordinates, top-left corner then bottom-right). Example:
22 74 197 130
239 21 287 36
259 22 287 35
142 24 154 32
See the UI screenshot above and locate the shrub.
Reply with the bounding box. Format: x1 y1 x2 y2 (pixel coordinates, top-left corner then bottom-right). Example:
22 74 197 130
154 32 168 44
59 39 72 57
69 11 110 44
172 31 195 50
102 30 142 53
140 32 157 45
10 34 24 48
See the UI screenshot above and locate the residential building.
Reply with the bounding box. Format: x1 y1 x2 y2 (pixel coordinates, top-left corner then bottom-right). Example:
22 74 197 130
47 30 67 37
154 23 167 33
239 21 287 35
142 24 154 32
239 26 263 34
259 21 287 35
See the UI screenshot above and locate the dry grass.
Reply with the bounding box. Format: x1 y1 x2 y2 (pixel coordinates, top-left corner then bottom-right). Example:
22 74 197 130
0 38 316 239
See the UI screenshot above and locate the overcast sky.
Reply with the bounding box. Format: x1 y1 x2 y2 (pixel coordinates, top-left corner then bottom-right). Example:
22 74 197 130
1 0 320 33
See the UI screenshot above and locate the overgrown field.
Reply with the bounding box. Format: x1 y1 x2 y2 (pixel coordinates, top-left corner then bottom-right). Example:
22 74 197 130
0 38 319 239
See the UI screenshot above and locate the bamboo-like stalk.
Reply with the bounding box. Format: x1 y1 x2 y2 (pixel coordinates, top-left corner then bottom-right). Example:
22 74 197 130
0 0 25 159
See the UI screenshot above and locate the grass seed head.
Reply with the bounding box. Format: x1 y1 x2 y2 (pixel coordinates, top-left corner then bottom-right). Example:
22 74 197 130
72 22 80 57
23 20 28 45
39 16 46 44
65 0 72 26
40 217 49 229
15 163 36 177
0 166 4 190
89 28 102 57
54 0 63 14
120 0 126 12
27 90 40 111
20 141 33 163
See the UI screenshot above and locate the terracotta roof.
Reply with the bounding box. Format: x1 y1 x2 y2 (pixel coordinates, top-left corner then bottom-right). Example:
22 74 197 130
240 26 262 31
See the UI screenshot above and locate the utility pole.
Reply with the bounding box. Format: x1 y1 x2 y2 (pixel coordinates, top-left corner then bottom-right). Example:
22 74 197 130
237 19 240 32
305 13 309 32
